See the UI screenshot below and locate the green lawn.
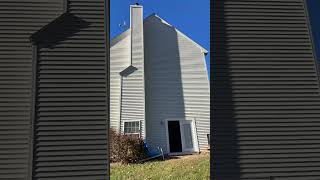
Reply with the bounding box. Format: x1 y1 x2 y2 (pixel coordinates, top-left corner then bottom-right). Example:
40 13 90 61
110 153 210 180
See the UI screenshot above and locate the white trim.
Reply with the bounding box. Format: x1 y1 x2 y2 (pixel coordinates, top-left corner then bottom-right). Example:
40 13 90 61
164 118 199 154
122 120 141 137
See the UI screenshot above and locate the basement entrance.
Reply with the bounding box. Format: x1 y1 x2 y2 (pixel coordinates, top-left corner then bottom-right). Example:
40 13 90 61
168 121 182 152
166 119 199 153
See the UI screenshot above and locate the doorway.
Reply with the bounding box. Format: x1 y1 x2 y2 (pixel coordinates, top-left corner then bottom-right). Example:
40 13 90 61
168 121 182 152
166 119 199 153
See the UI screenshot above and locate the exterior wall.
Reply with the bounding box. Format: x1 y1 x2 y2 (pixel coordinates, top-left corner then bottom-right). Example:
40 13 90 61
120 5 146 138
32 1 109 179
0 0 109 179
144 16 210 153
110 31 131 131
0 1 63 179
212 0 320 179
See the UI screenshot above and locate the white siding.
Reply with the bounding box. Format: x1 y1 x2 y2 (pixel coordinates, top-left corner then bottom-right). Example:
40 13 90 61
110 5 146 138
110 31 131 131
119 5 146 138
110 13 210 152
144 15 210 153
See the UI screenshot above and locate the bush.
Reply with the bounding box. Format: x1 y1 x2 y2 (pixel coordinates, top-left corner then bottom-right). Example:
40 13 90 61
110 129 146 163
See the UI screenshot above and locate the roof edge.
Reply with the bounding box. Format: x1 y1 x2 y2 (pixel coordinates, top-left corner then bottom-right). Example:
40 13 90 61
110 29 130 47
111 13 208 55
144 14 208 54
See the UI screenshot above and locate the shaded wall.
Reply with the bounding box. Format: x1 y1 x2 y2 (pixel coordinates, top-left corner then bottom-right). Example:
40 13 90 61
144 15 210 153
0 0 109 179
0 1 63 179
212 0 320 179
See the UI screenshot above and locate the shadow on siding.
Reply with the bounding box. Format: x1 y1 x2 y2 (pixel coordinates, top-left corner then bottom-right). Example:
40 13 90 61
211 1 241 179
32 14 90 48
144 16 186 152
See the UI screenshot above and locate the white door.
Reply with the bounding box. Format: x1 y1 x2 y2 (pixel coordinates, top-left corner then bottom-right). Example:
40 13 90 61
180 120 198 152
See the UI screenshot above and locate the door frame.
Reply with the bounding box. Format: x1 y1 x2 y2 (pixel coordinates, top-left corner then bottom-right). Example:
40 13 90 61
164 118 199 154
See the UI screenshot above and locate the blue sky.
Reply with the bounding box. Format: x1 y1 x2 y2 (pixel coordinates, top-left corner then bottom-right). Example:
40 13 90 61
307 0 320 63
110 0 210 75
111 1 320 78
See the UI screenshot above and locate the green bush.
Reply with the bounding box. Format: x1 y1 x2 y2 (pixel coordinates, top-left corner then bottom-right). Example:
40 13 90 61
110 129 146 163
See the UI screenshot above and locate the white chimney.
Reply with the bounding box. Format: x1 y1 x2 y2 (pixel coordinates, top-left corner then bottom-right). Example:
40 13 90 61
130 4 144 67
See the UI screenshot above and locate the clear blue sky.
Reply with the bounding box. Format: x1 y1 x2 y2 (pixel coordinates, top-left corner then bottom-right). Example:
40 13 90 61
110 0 210 76
111 1 320 78
307 0 320 63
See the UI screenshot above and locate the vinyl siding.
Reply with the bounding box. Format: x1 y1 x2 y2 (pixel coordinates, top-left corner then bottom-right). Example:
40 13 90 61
0 0 109 179
111 5 146 138
119 6 146 138
33 1 108 179
212 0 320 179
144 15 210 153
110 31 131 131
0 1 62 179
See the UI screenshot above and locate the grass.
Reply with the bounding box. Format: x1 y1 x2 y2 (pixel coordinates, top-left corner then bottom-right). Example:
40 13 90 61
110 153 210 180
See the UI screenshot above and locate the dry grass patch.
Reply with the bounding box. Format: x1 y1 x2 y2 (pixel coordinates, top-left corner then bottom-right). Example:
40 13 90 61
111 153 209 180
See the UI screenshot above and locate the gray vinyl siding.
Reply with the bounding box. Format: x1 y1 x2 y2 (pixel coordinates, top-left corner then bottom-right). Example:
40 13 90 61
212 0 320 179
144 15 210 153
0 1 62 179
0 0 109 179
33 1 108 179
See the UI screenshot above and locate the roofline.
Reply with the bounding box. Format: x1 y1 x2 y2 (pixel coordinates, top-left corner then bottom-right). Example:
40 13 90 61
110 14 208 55
110 29 130 47
144 14 208 55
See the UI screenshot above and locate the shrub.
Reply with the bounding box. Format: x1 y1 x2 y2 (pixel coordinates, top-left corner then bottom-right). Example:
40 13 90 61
110 129 146 163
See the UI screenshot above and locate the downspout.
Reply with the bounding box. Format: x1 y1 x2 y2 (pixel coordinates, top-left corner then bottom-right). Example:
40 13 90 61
119 76 123 134
28 41 38 180
28 2 69 179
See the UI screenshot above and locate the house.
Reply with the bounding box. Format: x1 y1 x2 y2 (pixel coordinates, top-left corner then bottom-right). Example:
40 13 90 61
110 4 210 154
